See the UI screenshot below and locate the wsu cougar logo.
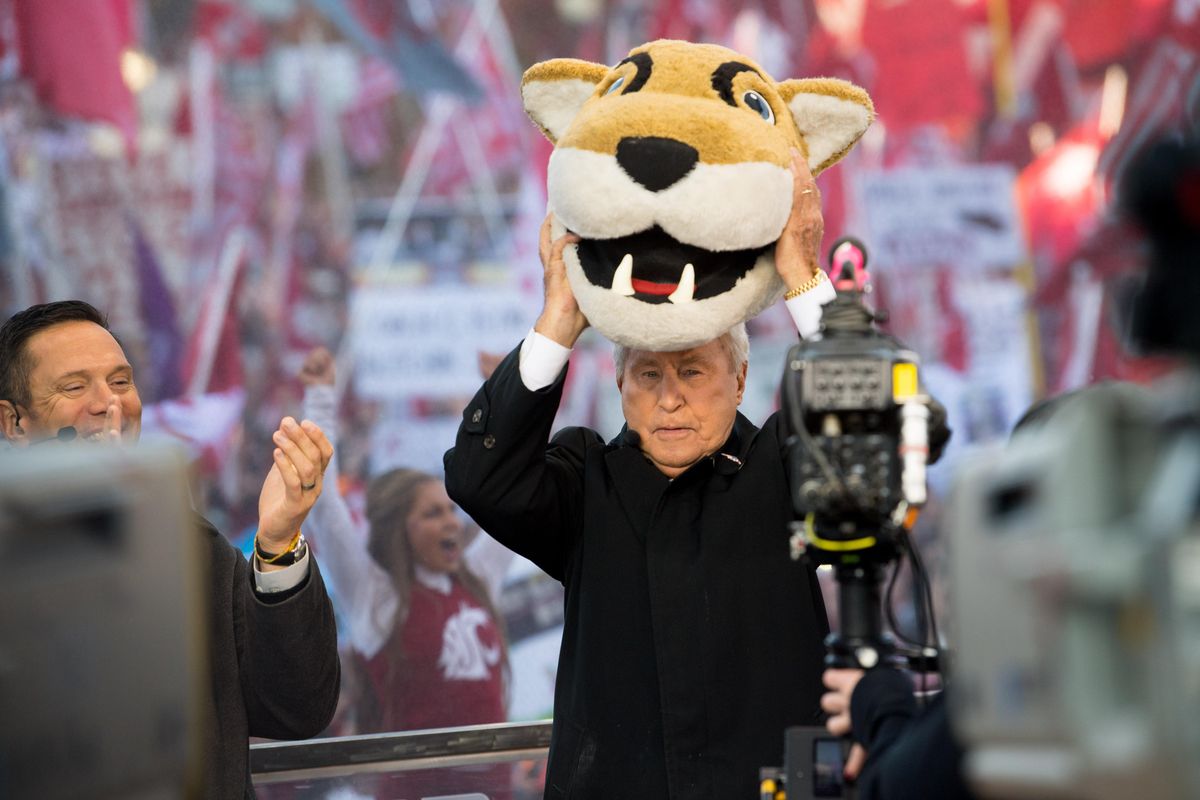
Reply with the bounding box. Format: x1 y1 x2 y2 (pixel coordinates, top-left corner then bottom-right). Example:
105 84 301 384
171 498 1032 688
439 603 501 680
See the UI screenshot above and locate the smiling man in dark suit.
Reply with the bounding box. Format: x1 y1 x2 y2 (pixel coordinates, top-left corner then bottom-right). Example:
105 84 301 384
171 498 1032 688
0 300 341 798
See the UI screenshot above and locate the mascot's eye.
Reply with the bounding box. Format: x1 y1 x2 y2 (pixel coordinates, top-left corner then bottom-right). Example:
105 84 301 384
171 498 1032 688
743 91 774 124
605 76 625 96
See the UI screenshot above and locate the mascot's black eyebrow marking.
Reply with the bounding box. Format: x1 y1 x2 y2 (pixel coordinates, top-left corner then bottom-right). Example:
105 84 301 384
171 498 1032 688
616 52 653 94
711 62 765 107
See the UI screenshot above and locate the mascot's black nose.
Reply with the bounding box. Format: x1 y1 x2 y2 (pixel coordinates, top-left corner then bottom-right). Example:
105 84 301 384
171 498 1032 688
616 137 699 192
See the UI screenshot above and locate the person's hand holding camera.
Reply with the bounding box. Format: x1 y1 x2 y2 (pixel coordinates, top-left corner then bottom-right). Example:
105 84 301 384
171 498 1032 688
822 668 868 780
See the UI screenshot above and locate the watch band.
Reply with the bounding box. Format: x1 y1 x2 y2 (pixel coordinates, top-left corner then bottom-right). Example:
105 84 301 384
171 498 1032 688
255 532 306 568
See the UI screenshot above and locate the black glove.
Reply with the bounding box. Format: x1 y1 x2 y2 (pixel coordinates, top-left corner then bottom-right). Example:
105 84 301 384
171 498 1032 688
927 397 951 464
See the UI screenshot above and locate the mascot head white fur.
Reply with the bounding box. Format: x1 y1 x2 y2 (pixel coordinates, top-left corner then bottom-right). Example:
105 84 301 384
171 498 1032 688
521 39 874 351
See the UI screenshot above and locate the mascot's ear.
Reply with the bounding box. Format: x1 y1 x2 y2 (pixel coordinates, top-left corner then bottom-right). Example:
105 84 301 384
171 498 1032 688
779 78 874 175
522 58 610 144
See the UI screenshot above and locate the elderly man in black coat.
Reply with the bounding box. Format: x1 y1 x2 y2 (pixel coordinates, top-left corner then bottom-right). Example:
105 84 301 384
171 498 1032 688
445 157 835 799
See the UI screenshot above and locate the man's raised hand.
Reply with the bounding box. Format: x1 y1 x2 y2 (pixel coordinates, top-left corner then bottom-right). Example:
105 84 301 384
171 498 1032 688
774 149 825 290
257 416 334 563
534 213 587 348
299 346 336 387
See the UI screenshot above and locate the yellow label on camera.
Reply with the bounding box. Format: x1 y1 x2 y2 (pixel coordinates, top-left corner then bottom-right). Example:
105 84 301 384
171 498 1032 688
892 363 919 400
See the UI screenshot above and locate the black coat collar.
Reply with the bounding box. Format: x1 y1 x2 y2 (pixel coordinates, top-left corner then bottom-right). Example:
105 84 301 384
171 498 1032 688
601 413 761 543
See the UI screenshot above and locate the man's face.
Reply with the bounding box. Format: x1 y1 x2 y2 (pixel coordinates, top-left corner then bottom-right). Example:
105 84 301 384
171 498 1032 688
618 337 747 479
1 321 142 445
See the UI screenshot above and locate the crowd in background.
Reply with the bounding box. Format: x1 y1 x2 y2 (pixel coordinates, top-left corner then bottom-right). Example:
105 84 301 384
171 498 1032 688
1 0 1196 760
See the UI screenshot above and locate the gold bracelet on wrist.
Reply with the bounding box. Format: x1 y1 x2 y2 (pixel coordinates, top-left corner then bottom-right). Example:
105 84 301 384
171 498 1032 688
784 269 827 301
255 530 304 566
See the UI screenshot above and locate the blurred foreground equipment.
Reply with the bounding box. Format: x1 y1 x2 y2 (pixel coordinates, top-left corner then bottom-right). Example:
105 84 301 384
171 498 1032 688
0 443 204 799
947 136 1200 800
949 383 1200 799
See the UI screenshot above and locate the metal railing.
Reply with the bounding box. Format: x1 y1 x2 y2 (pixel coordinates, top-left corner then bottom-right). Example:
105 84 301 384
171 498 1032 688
249 720 553 785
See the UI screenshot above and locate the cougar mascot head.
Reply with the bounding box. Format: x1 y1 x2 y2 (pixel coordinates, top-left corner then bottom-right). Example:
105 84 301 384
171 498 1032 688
522 40 874 350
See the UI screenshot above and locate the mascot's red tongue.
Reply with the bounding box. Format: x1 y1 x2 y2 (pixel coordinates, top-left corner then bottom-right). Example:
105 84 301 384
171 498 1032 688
632 278 677 296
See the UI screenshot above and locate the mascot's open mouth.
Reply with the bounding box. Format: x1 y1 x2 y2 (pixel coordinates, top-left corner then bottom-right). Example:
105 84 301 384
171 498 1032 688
576 226 769 305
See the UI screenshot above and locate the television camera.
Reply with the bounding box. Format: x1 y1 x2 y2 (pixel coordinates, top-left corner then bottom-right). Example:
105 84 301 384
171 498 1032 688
781 237 942 674
763 237 945 800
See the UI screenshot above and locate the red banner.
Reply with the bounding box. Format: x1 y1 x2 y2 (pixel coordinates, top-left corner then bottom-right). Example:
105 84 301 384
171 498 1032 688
14 0 136 153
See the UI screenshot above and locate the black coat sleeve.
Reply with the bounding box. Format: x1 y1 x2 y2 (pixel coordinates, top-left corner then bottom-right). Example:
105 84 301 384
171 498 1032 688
762 409 831 634
849 669 973 800
199 512 340 742
237 556 341 740
443 342 600 583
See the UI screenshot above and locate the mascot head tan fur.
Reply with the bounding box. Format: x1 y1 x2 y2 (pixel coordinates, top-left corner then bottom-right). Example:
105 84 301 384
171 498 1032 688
522 40 874 350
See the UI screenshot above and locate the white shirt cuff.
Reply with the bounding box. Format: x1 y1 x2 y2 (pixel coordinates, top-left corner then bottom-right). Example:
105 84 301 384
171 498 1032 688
253 549 310 594
519 328 572 391
785 277 838 339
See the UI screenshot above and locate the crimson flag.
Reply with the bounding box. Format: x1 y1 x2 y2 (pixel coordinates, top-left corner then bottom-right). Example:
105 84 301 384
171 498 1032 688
193 0 269 61
14 0 137 153
859 0 984 136
1062 0 1171 70
180 231 247 397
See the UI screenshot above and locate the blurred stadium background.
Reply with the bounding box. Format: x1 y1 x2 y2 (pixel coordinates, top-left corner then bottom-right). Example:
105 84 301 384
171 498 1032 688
0 0 1196 739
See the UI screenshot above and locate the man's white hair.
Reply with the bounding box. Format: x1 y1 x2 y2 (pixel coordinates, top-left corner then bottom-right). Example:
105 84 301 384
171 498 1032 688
614 322 749 378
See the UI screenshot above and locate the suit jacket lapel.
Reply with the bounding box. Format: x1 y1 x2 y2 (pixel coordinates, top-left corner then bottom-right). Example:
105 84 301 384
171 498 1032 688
604 426 670 543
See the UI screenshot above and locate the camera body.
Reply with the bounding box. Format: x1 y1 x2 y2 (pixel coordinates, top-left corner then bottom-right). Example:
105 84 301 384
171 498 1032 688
781 239 932 672
771 239 936 798
765 727 858 800
947 379 1200 800
785 331 921 545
